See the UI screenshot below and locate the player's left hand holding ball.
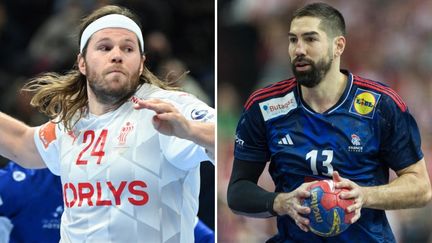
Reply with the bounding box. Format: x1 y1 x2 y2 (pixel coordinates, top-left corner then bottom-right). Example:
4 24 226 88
332 171 363 223
273 181 316 232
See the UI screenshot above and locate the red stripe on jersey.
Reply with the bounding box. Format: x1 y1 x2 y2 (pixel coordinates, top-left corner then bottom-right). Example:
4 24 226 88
245 78 295 107
244 78 296 110
353 76 407 112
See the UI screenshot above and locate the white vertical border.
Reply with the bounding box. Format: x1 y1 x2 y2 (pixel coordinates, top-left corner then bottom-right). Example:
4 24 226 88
214 0 219 240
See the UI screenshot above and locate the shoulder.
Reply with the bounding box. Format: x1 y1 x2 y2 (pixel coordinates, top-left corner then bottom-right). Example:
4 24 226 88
244 78 297 111
135 84 208 105
154 89 208 107
157 90 215 121
133 84 214 121
352 74 407 112
36 121 60 148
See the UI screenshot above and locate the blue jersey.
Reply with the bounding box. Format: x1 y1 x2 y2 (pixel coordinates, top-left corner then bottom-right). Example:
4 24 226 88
234 71 423 243
194 219 215 243
0 162 63 243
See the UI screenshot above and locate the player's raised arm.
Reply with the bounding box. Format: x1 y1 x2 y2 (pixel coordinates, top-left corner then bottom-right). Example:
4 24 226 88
0 113 45 168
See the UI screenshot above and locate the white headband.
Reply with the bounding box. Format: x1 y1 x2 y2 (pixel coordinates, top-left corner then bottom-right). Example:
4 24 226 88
80 14 144 52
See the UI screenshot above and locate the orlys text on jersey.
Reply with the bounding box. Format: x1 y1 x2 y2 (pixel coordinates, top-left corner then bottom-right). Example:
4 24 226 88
63 180 149 208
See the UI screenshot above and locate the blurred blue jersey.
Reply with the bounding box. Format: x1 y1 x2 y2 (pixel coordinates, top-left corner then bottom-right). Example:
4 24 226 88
234 70 423 243
0 162 63 243
194 219 215 243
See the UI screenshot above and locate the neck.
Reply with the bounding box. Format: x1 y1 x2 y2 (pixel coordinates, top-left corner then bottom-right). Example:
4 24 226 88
87 89 121 116
300 68 347 113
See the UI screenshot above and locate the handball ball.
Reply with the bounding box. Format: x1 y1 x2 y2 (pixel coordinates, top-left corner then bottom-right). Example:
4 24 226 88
303 180 355 237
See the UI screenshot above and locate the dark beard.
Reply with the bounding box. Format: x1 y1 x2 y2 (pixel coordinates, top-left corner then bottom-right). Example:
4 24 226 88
291 56 333 88
89 81 138 107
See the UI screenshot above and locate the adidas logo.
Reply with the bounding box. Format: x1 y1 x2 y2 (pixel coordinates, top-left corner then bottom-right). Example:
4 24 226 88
278 134 293 145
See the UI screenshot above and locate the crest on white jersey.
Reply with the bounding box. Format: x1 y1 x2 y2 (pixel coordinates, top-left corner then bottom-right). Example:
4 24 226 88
259 92 297 121
118 121 134 145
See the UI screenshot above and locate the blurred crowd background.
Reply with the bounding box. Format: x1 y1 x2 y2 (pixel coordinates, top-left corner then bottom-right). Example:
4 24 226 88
218 0 432 242
0 0 214 231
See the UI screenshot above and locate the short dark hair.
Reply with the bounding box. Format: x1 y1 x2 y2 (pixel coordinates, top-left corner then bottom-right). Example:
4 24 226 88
292 2 346 37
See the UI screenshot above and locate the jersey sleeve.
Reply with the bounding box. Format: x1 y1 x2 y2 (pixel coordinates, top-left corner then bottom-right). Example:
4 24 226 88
379 97 423 171
159 92 215 170
33 121 61 175
234 101 270 163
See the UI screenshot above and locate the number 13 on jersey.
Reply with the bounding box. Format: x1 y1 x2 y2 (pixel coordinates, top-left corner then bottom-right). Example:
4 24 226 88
306 149 334 176
76 130 108 165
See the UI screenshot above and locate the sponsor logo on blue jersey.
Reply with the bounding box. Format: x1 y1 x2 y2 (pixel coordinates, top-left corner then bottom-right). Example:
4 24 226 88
191 109 209 120
348 134 363 152
259 92 297 121
349 88 381 118
278 133 294 145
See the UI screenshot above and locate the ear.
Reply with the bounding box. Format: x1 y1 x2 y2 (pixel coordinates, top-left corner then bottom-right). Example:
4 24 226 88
334 36 346 58
140 55 146 75
77 53 86 75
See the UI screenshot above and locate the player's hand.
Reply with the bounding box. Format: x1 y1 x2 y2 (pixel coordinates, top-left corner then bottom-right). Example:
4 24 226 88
133 99 190 139
332 171 363 224
273 182 314 232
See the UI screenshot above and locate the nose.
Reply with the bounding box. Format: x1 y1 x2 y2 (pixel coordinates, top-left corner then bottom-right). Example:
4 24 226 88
294 40 306 57
110 47 123 63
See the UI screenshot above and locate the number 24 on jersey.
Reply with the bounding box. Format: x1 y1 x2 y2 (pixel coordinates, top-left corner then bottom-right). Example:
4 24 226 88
76 130 108 165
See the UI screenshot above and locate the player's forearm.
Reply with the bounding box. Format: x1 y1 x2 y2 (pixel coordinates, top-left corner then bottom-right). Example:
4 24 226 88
227 159 276 217
0 113 44 168
227 179 277 218
362 160 432 210
362 177 429 209
187 121 214 158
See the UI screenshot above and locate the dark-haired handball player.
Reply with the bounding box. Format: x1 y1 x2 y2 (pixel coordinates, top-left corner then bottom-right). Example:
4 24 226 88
0 5 214 243
227 2 431 242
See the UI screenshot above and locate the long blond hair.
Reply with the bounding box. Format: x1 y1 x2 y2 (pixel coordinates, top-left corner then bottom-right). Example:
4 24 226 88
23 5 176 131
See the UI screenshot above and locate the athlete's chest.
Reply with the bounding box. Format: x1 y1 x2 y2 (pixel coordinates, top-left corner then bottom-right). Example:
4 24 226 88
268 108 377 147
57 111 169 210
266 108 381 177
58 110 161 180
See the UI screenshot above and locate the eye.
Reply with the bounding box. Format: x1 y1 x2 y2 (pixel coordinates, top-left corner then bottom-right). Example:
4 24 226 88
305 36 317 42
289 37 297 44
97 45 111 51
124 47 134 53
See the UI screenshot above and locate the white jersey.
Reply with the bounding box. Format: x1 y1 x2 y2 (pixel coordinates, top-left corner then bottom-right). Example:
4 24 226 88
34 84 214 243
